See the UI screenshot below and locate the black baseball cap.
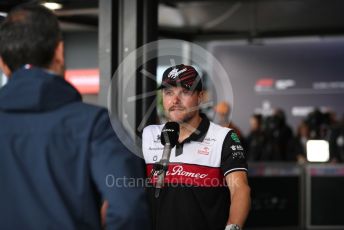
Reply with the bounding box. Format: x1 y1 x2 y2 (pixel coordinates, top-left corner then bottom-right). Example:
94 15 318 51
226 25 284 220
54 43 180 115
158 64 203 91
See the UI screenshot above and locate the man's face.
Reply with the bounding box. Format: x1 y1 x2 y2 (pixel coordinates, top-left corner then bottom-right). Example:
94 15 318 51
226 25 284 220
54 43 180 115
249 117 259 131
162 86 202 123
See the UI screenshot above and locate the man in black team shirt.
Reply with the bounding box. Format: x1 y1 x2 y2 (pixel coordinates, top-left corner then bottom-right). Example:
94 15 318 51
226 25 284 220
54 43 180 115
142 64 251 230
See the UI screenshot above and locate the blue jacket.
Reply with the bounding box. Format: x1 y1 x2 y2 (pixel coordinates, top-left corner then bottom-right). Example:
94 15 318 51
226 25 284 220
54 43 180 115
0 67 150 230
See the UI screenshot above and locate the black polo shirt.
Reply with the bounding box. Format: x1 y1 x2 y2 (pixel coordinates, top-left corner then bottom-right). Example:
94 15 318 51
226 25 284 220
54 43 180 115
142 114 248 230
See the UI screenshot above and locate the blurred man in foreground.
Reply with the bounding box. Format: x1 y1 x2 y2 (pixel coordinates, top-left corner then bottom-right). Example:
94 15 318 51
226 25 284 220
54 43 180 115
0 4 150 230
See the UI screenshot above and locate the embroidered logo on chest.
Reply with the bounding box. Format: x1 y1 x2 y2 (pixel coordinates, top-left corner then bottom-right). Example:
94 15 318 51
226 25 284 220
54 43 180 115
198 146 210 155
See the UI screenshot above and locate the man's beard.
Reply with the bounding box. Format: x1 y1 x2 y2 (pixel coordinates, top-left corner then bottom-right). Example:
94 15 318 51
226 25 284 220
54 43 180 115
166 107 197 124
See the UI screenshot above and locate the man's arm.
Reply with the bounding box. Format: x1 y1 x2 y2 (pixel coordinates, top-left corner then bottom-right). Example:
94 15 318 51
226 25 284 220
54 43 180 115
225 171 251 228
89 109 151 230
220 130 251 229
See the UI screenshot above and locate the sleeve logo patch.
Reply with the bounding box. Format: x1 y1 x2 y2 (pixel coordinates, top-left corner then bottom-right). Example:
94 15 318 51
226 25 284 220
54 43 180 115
230 132 240 143
232 152 245 159
230 145 244 151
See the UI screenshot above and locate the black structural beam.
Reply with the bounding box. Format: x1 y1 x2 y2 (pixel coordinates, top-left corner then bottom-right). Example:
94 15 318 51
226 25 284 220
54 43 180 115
136 0 159 135
99 0 158 139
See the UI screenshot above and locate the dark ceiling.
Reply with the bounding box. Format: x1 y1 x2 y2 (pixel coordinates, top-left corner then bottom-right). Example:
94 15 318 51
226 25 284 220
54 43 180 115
1 0 344 39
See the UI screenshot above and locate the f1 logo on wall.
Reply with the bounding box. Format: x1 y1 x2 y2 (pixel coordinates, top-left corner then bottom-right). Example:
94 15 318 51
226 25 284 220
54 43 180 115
255 78 295 92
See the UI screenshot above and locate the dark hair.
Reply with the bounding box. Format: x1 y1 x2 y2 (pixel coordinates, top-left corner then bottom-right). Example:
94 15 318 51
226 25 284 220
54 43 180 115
0 4 62 72
252 114 262 124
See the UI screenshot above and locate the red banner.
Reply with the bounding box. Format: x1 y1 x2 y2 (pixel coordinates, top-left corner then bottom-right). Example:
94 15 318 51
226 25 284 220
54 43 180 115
146 163 225 187
65 69 99 94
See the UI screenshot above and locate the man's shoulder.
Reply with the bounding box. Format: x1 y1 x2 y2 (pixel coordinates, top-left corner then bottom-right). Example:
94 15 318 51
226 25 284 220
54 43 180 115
62 101 107 115
142 124 164 140
55 102 110 127
209 121 233 135
143 124 164 134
